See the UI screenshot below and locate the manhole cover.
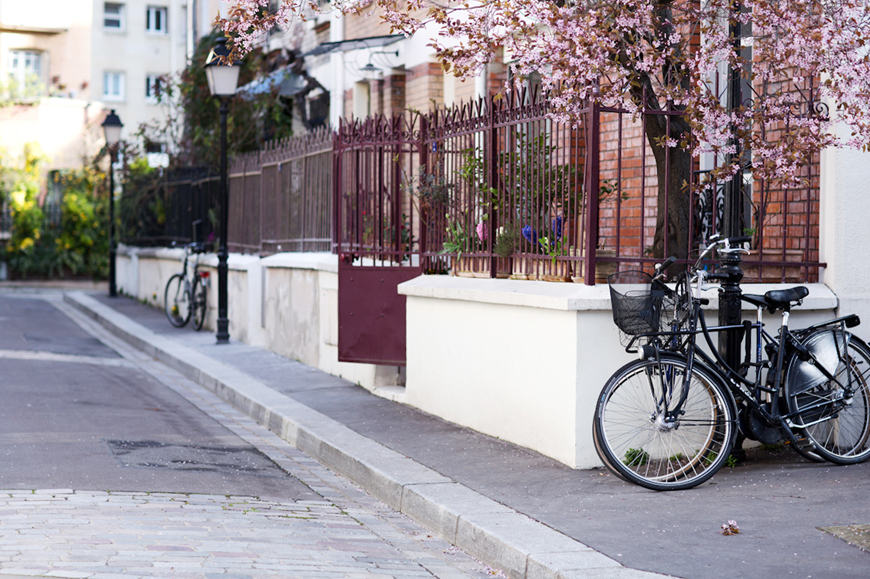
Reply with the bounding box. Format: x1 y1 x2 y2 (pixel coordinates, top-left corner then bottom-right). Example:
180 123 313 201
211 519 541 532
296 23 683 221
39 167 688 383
820 524 870 552
105 440 283 477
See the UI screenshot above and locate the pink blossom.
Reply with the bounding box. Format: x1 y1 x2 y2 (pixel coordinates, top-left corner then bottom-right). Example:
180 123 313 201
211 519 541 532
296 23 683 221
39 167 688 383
218 0 870 188
476 222 487 242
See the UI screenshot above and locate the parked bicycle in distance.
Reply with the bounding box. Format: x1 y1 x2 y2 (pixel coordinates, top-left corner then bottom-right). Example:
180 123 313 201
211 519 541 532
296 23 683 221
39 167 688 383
594 235 870 490
164 241 209 331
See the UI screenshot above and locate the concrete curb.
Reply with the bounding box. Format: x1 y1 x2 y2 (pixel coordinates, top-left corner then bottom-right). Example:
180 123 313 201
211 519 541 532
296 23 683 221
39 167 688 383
63 291 674 579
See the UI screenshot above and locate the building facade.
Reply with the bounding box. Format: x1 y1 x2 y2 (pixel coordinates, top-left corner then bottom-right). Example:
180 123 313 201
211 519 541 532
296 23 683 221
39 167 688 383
0 0 224 173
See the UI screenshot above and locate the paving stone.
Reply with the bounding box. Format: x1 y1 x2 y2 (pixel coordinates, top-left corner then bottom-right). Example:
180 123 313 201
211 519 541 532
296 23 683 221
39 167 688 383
0 462 497 579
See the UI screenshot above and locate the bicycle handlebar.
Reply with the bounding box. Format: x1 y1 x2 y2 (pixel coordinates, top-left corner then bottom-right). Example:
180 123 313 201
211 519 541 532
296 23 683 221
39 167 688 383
653 256 677 280
694 235 751 269
727 235 752 245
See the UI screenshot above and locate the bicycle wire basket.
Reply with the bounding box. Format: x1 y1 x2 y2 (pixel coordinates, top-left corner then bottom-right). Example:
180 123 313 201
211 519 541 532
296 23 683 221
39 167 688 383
608 270 678 347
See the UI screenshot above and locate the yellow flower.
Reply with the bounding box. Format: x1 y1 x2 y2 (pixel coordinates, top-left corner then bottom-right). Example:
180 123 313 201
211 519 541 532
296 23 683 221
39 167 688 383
19 237 34 250
11 190 26 207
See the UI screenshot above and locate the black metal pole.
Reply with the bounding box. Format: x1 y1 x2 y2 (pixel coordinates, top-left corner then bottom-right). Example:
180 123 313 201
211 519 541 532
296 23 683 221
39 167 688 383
108 146 117 298
720 12 747 459
216 97 230 344
724 2 744 241
720 3 744 371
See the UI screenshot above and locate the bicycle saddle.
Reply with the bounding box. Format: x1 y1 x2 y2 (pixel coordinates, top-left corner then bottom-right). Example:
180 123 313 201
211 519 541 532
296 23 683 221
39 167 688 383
742 286 809 312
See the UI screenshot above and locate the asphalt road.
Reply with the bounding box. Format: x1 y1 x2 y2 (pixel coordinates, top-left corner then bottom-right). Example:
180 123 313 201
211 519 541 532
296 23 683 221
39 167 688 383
0 293 316 500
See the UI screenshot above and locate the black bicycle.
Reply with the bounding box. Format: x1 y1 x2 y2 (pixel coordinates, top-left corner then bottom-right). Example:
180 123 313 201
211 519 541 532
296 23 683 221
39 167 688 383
593 235 870 490
164 242 209 330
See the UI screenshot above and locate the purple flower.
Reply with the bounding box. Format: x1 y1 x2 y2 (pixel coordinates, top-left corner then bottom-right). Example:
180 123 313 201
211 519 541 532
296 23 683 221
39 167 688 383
522 225 537 244
551 216 563 239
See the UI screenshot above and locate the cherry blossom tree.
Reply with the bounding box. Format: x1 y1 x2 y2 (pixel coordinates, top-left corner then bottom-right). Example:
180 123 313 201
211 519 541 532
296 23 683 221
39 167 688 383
218 0 870 258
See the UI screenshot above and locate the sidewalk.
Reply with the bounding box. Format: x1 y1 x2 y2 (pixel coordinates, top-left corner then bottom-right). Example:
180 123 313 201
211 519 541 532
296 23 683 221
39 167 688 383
65 292 870 579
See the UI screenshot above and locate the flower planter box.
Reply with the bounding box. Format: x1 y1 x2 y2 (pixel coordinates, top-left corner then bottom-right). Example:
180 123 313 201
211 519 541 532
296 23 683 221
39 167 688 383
452 256 510 278
511 254 575 281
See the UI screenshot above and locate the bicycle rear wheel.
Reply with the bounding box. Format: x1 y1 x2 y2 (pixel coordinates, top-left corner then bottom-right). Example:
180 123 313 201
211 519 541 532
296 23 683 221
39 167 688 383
594 356 736 490
164 273 191 328
786 331 870 464
191 276 208 331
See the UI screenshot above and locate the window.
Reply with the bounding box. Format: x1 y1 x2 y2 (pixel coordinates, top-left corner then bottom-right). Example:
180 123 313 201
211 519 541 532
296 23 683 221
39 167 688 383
103 71 125 101
7 50 43 96
8 50 42 84
145 142 168 168
104 3 125 30
146 6 167 33
145 74 163 102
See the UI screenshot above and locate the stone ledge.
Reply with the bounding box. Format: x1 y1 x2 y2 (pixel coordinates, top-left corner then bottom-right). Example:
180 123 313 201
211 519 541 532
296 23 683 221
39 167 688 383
260 252 338 273
399 275 839 312
399 275 612 311
118 245 260 272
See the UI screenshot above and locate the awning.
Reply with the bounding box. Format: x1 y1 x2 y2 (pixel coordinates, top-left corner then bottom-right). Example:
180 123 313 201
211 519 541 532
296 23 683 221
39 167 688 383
236 68 308 99
302 34 403 57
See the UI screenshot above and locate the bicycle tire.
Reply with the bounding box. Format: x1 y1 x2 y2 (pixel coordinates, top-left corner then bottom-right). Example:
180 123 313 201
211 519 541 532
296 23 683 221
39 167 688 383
164 273 191 328
192 275 208 331
592 417 628 482
786 331 870 464
594 356 736 490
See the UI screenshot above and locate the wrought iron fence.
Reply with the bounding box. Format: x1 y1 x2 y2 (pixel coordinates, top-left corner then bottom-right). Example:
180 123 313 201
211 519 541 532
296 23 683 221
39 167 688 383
335 86 822 284
135 87 821 284
119 167 218 247
333 115 419 266
228 127 333 255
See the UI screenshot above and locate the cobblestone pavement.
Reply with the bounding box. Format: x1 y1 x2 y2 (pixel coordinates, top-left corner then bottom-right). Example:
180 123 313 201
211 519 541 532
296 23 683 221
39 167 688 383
0 293 504 579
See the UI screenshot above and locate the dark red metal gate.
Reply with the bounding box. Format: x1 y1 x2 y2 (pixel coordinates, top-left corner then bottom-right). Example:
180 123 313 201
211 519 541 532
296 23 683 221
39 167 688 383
334 116 423 365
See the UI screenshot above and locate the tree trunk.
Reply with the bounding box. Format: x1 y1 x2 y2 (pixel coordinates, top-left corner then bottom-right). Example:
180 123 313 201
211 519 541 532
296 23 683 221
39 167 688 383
644 114 693 261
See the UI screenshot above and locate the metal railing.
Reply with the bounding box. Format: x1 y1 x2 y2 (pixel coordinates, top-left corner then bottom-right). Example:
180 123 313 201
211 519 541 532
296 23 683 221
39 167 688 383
228 127 333 255
119 167 218 247
334 86 821 284
132 88 821 284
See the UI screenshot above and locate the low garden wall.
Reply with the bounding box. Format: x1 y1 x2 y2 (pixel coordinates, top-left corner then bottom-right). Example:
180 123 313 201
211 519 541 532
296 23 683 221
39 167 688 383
114 246 393 394
116 244 842 469
399 277 839 468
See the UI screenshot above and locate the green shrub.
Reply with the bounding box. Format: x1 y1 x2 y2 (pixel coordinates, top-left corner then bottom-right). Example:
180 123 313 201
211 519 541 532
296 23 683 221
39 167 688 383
1 147 109 279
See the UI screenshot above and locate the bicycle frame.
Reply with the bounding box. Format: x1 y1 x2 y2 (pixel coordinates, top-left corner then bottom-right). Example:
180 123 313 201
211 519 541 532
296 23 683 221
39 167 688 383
632 278 859 449
598 235 870 489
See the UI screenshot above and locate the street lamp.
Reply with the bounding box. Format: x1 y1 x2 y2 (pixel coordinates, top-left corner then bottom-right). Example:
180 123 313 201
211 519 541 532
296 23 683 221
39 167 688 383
205 36 240 344
101 109 123 298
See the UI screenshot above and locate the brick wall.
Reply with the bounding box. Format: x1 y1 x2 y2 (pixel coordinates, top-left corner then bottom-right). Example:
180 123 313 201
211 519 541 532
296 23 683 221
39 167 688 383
405 62 443 113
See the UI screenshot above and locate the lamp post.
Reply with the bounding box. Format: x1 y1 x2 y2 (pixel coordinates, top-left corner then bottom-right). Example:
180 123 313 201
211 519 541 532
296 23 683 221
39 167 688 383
205 37 240 344
101 109 123 298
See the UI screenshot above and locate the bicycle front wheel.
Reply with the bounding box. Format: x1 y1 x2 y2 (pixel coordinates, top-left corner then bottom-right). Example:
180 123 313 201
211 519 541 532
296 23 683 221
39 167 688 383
164 273 191 328
786 331 870 464
191 275 208 331
594 356 736 490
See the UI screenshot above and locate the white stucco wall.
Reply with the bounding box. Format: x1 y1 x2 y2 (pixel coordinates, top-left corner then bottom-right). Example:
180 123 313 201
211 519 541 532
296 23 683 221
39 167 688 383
259 253 388 390
116 248 390 393
821 143 870 344
115 245 256 341
399 276 839 468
